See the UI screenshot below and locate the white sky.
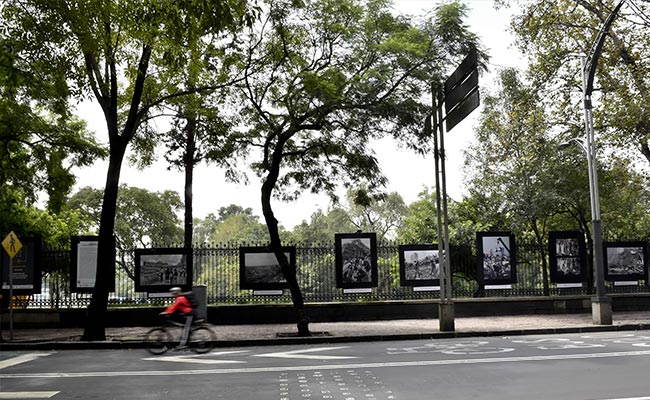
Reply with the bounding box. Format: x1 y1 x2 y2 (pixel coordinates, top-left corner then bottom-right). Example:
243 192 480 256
72 0 526 230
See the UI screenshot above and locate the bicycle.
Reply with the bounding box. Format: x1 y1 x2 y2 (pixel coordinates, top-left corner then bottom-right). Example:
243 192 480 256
145 317 217 355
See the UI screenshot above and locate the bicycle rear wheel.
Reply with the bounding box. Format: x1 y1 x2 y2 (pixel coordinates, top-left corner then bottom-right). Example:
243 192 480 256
189 325 216 354
145 327 173 355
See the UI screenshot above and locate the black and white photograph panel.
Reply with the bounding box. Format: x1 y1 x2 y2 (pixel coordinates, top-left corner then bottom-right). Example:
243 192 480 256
548 231 586 284
134 248 192 292
239 246 295 290
398 244 440 287
335 233 378 289
476 232 517 285
604 242 648 282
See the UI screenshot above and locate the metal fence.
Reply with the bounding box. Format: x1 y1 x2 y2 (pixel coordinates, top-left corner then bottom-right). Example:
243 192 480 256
23 239 650 309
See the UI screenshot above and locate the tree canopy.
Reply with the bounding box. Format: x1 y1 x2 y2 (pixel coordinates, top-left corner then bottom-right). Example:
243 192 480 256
209 0 484 335
503 0 650 165
1 0 254 340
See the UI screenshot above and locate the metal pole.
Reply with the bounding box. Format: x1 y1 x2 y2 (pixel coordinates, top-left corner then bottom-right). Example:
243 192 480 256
9 257 13 340
578 0 625 325
434 86 454 331
438 92 453 304
582 59 611 324
431 86 445 298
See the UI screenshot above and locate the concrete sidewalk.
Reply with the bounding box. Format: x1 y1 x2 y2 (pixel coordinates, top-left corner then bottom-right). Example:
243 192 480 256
3 311 650 350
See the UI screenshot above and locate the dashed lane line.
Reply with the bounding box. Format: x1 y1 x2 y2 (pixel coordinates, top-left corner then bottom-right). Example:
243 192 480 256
3 350 650 379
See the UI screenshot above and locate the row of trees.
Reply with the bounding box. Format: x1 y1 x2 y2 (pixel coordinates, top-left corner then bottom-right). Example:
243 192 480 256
3 0 649 337
2 0 481 338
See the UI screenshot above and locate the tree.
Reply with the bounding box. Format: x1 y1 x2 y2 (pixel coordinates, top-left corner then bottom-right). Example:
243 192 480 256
0 24 106 235
345 188 407 240
397 189 486 246
219 0 484 335
2 0 253 340
210 206 270 245
465 68 561 294
503 0 650 165
68 185 184 278
292 208 356 244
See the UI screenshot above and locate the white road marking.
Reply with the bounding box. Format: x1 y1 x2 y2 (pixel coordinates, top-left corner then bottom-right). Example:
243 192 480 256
3 349 650 379
255 346 358 360
0 392 59 399
595 397 650 400
0 353 53 370
143 356 245 365
143 350 249 365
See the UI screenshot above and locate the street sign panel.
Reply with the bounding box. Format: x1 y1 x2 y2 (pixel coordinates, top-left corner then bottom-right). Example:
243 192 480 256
2 231 22 259
444 47 477 97
446 89 480 132
1 236 41 293
445 69 478 116
442 48 479 132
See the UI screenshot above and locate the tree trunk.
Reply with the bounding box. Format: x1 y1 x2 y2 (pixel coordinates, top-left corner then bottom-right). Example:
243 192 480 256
184 117 196 250
531 222 550 296
578 212 594 291
261 183 310 335
81 44 150 341
641 140 650 166
81 144 125 341
260 134 310 336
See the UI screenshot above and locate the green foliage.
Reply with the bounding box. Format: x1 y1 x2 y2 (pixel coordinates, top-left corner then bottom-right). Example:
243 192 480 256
207 213 270 245
0 9 107 231
217 0 484 205
345 188 407 240
396 189 485 246
507 0 650 165
464 68 561 239
291 208 356 244
69 185 184 247
0 194 91 248
68 185 184 277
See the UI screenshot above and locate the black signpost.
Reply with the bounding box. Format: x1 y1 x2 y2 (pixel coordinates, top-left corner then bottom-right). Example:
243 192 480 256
431 48 480 332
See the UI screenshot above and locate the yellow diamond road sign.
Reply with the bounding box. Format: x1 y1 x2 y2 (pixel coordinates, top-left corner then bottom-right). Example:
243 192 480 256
2 231 23 259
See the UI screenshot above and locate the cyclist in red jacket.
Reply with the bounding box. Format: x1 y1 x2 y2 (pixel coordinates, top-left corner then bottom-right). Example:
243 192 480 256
160 287 195 349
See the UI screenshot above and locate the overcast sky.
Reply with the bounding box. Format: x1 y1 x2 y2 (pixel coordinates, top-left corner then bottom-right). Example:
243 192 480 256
73 0 526 230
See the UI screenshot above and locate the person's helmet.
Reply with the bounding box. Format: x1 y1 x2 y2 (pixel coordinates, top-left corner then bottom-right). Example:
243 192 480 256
170 287 182 294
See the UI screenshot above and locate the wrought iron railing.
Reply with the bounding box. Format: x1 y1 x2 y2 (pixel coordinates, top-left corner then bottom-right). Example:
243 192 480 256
21 239 650 309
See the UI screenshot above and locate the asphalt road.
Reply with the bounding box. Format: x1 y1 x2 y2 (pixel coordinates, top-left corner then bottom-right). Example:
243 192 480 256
3 331 650 399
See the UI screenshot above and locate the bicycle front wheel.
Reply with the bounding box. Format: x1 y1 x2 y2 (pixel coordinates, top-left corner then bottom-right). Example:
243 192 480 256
145 327 173 355
190 326 216 354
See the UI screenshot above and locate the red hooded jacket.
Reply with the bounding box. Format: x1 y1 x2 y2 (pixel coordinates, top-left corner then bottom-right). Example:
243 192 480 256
162 295 193 315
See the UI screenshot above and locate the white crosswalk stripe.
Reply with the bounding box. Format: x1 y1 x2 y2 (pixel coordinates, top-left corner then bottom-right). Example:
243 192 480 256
0 353 52 370
0 392 59 399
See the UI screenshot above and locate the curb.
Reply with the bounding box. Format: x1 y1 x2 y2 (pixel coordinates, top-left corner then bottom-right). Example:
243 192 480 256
2 323 649 351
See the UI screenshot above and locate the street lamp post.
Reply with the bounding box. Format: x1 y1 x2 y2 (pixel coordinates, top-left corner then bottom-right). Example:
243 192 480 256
580 56 611 325
574 0 625 325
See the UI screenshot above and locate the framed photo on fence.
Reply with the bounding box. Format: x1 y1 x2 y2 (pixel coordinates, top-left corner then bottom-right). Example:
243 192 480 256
603 241 648 282
239 246 295 290
476 232 517 286
70 235 115 293
335 232 378 289
134 247 193 293
548 231 586 284
398 244 440 287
